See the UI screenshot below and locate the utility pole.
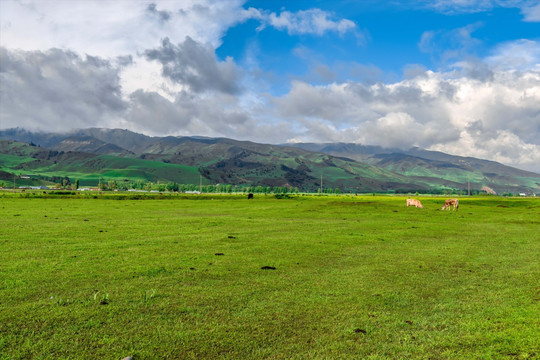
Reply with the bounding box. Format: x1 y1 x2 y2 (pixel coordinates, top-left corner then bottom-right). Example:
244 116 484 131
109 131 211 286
199 174 202 193
468 175 470 196
320 174 323 194
13 173 16 190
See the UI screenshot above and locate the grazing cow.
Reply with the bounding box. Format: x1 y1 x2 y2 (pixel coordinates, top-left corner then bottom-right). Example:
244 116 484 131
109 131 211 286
406 199 424 208
441 198 459 211
247 193 254 199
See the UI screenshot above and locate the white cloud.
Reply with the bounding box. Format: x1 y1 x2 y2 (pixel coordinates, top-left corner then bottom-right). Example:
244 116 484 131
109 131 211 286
418 23 483 64
522 3 540 21
486 39 540 70
120 58 183 102
358 112 451 148
0 1 358 58
0 0 251 102
422 0 540 22
273 68 540 172
261 8 356 36
0 0 249 56
0 0 360 106
426 0 499 13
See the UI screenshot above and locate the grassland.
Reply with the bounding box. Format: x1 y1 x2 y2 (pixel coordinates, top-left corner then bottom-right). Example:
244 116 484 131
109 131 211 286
0 152 201 186
0 193 538 359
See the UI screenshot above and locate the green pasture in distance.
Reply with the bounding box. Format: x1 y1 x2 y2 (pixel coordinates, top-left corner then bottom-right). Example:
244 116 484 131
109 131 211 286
0 195 538 359
0 154 37 170
0 152 202 186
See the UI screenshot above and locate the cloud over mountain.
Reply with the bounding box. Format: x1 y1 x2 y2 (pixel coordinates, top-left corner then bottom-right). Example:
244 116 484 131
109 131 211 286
0 0 538 172
0 47 126 131
272 67 540 171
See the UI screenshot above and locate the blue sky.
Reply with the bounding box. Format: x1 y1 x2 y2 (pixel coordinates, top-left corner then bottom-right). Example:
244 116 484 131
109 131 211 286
0 0 539 171
217 1 539 88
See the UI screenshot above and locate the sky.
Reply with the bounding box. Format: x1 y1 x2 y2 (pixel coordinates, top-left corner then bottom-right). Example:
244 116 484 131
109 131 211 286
0 0 539 172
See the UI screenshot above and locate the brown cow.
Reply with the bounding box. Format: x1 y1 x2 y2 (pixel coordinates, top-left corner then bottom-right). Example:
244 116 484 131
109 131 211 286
406 198 424 208
441 198 459 211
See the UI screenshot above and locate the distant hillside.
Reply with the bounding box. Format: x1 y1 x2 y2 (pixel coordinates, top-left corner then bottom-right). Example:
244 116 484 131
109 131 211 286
1 128 538 193
0 138 423 192
289 142 540 194
0 140 200 186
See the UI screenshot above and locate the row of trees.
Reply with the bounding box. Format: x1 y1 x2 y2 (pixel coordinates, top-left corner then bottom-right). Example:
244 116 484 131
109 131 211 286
392 188 483 195
50 177 345 194
98 180 307 194
47 176 499 195
4 175 526 196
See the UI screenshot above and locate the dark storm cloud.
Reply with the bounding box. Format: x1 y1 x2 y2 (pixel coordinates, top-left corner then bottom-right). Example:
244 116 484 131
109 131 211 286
146 3 172 23
145 37 241 94
126 90 191 134
0 44 251 140
125 89 254 138
0 47 126 131
115 55 133 67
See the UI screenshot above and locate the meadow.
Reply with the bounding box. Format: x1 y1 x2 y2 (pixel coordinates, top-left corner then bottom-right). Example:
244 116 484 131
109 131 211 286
0 193 538 359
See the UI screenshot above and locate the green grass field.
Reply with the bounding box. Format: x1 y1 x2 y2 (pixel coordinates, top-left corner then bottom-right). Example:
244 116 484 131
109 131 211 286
0 194 538 359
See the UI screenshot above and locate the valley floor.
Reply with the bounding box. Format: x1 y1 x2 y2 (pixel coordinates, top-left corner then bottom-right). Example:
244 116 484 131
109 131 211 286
1 194 538 359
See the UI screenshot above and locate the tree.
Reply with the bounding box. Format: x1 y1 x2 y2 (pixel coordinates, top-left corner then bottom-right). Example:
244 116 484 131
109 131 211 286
62 176 71 188
166 182 179 192
108 180 117 190
75 179 80 190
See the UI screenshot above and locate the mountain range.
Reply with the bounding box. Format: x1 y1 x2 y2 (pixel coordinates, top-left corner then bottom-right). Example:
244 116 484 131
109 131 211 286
1 128 538 194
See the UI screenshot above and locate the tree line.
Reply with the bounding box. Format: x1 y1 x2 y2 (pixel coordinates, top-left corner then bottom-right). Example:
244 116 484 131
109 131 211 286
95 180 328 194
10 175 501 195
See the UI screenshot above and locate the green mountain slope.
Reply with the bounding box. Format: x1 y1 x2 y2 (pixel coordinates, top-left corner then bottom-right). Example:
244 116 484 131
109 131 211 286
0 137 427 192
0 140 200 186
1 128 538 193
289 142 540 194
